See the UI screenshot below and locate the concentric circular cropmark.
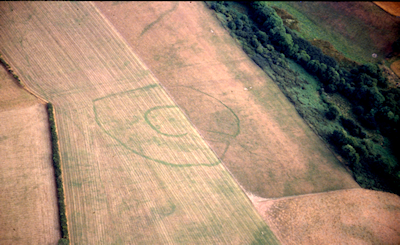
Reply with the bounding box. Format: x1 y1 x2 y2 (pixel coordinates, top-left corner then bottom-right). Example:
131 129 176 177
144 106 189 138
93 85 220 167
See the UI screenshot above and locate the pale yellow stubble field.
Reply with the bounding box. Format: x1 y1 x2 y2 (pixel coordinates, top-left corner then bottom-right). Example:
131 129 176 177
0 2 278 244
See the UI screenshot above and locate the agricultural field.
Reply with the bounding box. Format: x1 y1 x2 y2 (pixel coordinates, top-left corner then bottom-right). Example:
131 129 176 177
0 62 38 111
0 2 279 244
2 1 400 244
251 189 400 245
95 1 359 199
0 65 60 244
95 1 400 244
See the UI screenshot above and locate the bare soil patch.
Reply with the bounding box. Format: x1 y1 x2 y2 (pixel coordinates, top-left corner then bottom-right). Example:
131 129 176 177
0 103 61 244
250 189 400 245
95 1 359 198
374 2 400 17
390 60 400 78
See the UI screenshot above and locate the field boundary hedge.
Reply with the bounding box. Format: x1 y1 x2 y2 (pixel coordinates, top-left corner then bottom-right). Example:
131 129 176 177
0 53 49 104
47 103 69 245
0 54 25 87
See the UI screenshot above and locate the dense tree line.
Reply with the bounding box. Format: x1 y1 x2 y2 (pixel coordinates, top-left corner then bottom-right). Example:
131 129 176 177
48 103 70 245
0 54 24 87
207 1 400 194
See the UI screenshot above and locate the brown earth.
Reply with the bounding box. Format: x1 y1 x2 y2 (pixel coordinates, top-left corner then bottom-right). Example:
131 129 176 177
0 65 60 244
390 60 400 78
374 2 400 17
95 1 359 198
250 189 400 245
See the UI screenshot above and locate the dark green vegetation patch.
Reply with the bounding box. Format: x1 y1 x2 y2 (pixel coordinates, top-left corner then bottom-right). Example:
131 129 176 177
48 103 70 245
207 1 400 195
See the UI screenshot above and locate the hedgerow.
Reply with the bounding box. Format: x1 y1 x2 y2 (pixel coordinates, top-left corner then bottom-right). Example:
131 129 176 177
0 54 25 87
48 103 70 245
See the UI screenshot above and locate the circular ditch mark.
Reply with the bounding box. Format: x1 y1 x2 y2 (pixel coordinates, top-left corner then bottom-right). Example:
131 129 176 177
144 105 188 137
93 84 220 167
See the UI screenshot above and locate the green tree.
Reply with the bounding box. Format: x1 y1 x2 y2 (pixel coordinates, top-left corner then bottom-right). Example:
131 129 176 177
342 144 360 165
326 104 340 120
235 19 244 30
318 63 328 78
228 21 236 30
295 50 310 66
359 63 378 78
255 30 269 44
306 59 321 75
325 66 340 85
262 13 283 30
270 25 294 55
252 4 275 24
330 129 348 146
369 86 385 108
58 238 69 245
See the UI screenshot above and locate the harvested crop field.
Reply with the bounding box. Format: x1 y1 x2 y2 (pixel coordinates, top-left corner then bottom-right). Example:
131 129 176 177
0 64 60 244
0 63 38 111
0 2 279 244
390 60 400 78
250 189 400 245
95 1 359 198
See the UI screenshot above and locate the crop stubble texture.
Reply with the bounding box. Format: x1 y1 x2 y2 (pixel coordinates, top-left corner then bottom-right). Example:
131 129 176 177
0 2 279 244
252 189 400 245
0 103 61 244
95 1 359 199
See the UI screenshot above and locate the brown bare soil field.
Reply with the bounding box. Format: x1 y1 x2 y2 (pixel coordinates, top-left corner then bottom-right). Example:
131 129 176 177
0 2 279 244
0 98 61 243
390 60 400 78
374 2 400 17
95 1 359 198
250 189 400 245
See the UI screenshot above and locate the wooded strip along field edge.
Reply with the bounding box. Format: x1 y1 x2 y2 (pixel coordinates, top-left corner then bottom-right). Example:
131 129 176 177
0 2 279 244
